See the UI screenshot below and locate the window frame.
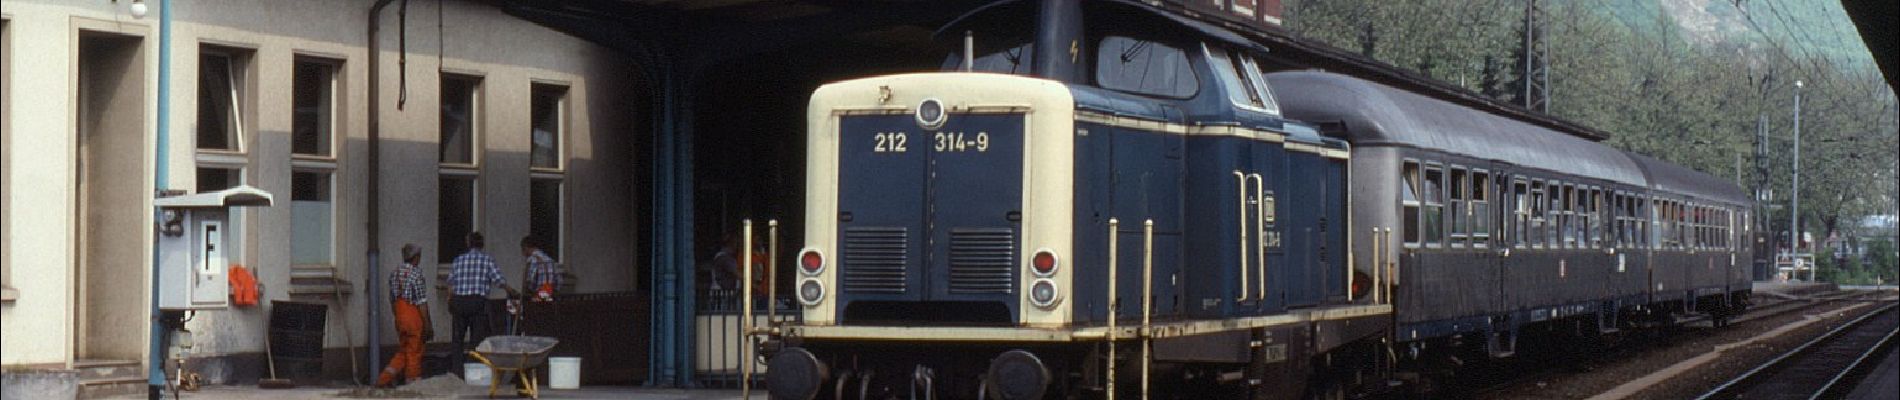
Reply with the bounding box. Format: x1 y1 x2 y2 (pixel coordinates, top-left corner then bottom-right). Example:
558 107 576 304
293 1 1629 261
1471 170 1491 248
195 45 251 154
1422 163 1446 248
1449 166 1469 248
529 81 568 260
1 17 12 300
439 72 484 168
290 169 337 266
291 55 342 159
1401 160 1422 248
1201 43 1279 115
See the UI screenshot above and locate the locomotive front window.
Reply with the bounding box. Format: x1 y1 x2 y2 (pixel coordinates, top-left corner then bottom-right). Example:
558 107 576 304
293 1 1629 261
944 40 1036 75
1095 36 1198 98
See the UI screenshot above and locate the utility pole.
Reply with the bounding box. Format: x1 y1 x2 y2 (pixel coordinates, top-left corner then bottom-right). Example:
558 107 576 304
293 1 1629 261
1792 79 1805 280
1521 0 1548 112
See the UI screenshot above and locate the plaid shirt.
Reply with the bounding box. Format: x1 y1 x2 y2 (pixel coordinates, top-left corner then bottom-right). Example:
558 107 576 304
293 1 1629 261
448 249 506 297
526 250 563 291
389 262 429 304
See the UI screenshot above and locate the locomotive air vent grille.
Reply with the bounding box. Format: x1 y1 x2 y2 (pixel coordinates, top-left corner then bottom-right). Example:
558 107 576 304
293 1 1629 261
948 228 1016 294
842 227 908 294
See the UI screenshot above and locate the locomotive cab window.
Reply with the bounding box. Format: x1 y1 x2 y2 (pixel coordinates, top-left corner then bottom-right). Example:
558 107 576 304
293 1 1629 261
1095 36 1198 98
1204 44 1280 115
939 8 1036 76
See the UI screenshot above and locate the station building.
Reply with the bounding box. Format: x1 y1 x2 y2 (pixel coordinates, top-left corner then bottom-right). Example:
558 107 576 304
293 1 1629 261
1 0 642 395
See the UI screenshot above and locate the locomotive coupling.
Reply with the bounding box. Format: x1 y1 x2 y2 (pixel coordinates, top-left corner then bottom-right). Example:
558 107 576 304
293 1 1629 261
984 350 1051 400
766 347 828 400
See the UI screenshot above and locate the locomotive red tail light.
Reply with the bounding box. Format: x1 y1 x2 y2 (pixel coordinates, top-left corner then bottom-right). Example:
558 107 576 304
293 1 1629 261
799 249 825 275
1031 249 1058 276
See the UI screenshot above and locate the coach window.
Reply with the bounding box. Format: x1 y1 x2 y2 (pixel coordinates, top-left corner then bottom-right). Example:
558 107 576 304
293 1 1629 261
1423 165 1446 247
1550 182 1566 248
1529 180 1546 249
1096 37 1198 98
1472 171 1492 248
1514 179 1530 248
1450 167 1468 248
1402 161 1422 247
1589 188 1603 249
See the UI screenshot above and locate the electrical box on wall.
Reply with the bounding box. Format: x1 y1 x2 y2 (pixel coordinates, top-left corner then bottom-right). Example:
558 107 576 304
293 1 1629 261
157 186 273 311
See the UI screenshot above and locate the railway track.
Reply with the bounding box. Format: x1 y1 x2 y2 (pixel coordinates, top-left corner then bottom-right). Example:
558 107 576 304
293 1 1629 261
1466 290 1885 399
1694 302 1899 400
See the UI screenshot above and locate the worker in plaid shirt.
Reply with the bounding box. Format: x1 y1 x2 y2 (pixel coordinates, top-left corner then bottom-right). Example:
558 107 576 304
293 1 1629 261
377 244 434 387
521 236 563 301
447 232 517 374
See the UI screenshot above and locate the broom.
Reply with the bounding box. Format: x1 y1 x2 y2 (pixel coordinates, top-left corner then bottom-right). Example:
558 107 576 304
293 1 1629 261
260 314 295 389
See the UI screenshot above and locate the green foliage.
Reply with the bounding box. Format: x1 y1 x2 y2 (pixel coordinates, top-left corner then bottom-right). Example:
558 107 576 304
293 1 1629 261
1280 0 1899 246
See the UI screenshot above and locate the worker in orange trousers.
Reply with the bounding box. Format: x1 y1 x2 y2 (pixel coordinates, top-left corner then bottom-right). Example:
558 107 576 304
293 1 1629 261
378 244 435 387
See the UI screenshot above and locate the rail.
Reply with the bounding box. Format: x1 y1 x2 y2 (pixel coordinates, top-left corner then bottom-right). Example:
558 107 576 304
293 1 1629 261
1105 218 1157 400
709 219 797 394
1694 302 1898 400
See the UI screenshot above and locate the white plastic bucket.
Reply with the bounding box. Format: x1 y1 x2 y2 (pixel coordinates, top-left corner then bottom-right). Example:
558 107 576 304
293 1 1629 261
549 357 582 389
464 363 491 386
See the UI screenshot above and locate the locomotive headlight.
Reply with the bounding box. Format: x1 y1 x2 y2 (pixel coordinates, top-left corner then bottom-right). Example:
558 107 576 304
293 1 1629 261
1031 249 1058 277
1029 279 1060 308
798 278 826 306
916 98 947 129
798 248 826 276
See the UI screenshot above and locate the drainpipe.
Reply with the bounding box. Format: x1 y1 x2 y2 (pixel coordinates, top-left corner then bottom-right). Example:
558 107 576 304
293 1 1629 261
148 1 174 398
367 0 398 385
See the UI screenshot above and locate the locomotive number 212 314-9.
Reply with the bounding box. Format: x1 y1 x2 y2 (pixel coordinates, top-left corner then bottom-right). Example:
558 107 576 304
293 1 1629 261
871 131 991 153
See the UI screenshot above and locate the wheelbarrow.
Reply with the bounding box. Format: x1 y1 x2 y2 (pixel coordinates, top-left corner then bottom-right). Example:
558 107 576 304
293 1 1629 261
466 335 560 399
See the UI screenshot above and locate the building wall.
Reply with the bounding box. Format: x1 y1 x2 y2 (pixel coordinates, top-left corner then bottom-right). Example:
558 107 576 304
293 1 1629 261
0 0 641 373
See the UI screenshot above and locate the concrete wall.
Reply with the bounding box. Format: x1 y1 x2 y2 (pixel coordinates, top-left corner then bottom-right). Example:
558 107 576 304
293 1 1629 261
0 0 642 376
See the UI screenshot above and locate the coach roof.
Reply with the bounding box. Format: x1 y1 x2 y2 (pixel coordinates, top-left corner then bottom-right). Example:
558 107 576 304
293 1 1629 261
1623 152 1751 205
1265 70 1648 186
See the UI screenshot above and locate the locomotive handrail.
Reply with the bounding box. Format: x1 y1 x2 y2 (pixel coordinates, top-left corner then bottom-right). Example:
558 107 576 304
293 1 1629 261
1249 174 1267 300
1142 219 1156 400
1106 218 1119 400
741 220 755 399
1233 171 1250 301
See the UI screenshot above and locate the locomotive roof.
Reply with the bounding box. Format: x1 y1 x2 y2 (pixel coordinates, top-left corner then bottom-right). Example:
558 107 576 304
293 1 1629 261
1623 152 1752 205
1264 71 1648 186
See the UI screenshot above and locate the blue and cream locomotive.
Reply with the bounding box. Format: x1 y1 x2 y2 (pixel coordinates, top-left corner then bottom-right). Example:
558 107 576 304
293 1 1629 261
764 1 1753 399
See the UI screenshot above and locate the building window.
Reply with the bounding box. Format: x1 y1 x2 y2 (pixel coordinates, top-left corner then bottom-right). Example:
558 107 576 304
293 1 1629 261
440 74 481 166
530 179 562 258
439 175 478 260
292 57 338 157
291 171 333 265
197 46 249 152
530 84 565 170
530 83 567 258
440 73 482 261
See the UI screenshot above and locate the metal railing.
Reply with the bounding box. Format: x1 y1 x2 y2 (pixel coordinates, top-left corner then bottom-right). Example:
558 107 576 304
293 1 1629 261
695 219 798 391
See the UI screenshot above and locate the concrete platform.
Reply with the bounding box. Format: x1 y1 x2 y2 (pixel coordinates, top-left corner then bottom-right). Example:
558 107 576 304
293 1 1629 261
1752 281 1840 299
